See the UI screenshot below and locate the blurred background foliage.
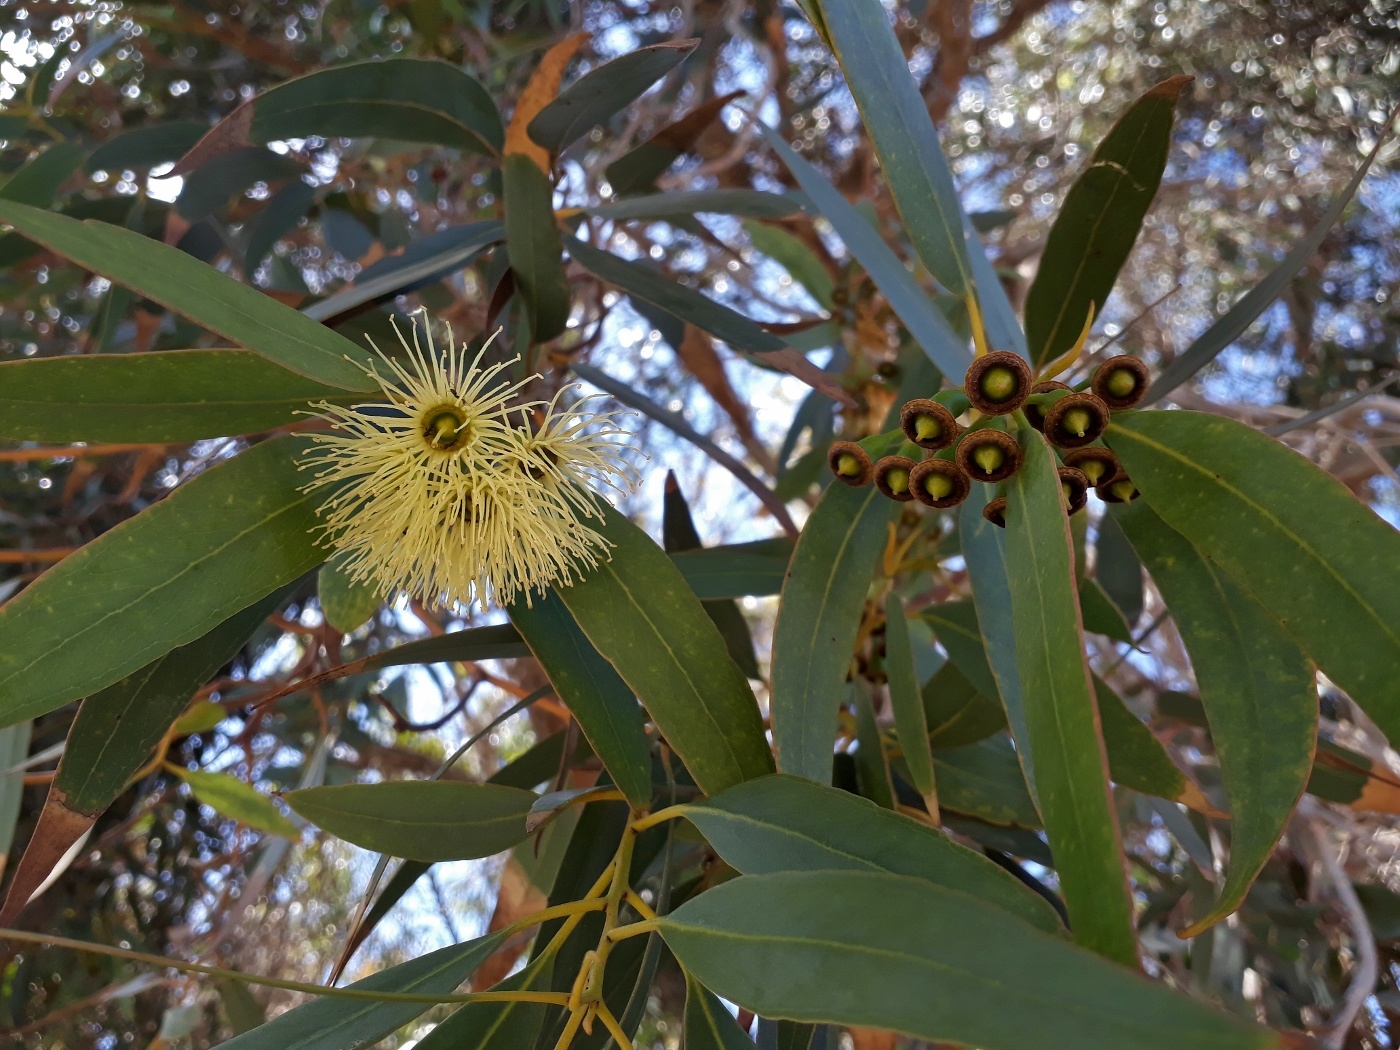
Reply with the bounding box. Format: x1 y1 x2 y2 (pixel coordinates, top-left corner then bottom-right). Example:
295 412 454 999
0 0 1398 1046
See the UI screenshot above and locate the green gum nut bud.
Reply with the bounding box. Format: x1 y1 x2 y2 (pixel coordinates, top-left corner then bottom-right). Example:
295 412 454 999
1063 448 1122 488
874 455 919 502
955 428 1022 484
899 398 960 451
982 497 1008 528
963 351 1032 415
1097 475 1140 504
827 440 873 487
1091 354 1150 410
1042 392 1109 449
910 459 971 509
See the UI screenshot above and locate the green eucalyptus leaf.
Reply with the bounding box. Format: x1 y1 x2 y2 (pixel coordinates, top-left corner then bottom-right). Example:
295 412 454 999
181 769 301 839
659 871 1276 1050
930 736 1040 828
0 437 323 726
218 930 509 1050
670 538 794 600
1106 410 1400 739
556 506 773 796
685 973 759 1049
588 189 799 222
528 41 697 154
679 773 1061 934
1004 428 1136 965
318 556 383 635
1024 77 1189 367
884 593 937 809
0 201 373 389
503 154 571 343
0 350 355 443
771 469 895 783
1115 500 1317 933
509 588 652 808
0 141 87 207
285 782 537 861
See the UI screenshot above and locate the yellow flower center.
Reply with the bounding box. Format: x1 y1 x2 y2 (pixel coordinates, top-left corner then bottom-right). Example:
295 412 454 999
422 406 469 452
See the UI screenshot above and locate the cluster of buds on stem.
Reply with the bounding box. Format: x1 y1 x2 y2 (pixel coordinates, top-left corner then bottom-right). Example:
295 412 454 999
825 349 1151 523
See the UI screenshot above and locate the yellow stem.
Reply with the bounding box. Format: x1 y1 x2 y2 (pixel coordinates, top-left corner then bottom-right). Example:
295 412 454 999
629 805 687 834
594 1000 636 1050
623 888 658 923
606 919 661 943
965 293 990 358
551 1005 587 1050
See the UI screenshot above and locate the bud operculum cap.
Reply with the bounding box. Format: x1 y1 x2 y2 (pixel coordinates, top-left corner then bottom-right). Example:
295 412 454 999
899 398 961 451
828 440 873 487
1091 355 1150 410
874 455 919 502
1025 380 1071 432
955 428 1022 484
1063 447 1122 487
964 351 1033 415
983 497 1008 528
1042 391 1110 448
910 459 971 509
1057 466 1090 515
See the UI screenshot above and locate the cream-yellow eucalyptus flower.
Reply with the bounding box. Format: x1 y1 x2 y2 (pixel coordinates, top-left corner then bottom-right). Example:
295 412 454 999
301 312 638 610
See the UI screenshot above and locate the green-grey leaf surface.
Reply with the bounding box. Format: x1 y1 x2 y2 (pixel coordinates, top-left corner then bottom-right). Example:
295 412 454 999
509 589 652 808
412 970 546 1050
759 125 971 378
884 594 936 806
588 189 799 222
1004 428 1136 965
57 593 285 817
808 0 973 298
503 154 570 342
1106 410 1400 738
0 201 373 389
685 974 759 1050
682 774 1060 934
930 737 1040 828
556 506 773 796
182 769 300 839
1115 500 1317 931
659 871 1276 1050
0 350 355 443
1095 510 1144 624
742 219 834 307
285 781 537 862
0 437 324 727
247 57 503 155
770 474 894 782
1093 676 1186 801
1079 577 1133 642
318 556 383 635
569 238 786 353
922 600 998 699
0 142 86 207
0 722 31 858
364 624 531 670
527 41 697 154
86 121 207 173
1024 77 1188 367
217 930 508 1050
670 538 793 599
959 487 1035 798
921 662 1006 750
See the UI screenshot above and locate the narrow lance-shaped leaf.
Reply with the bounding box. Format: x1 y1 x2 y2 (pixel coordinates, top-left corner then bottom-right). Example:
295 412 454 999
959 487 1036 798
807 0 973 298
759 125 971 378
285 782 538 862
0 350 356 443
1025 76 1190 368
0 201 373 390
318 556 383 635
180 769 301 839
659 871 1278 1050
771 454 896 782
556 503 774 796
218 930 511 1050
527 40 698 154
1115 500 1317 934
1106 410 1400 740
1003 428 1137 966
509 588 653 808
678 773 1062 934
883 593 937 815
0 436 325 727
685 973 760 1050
503 154 571 343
